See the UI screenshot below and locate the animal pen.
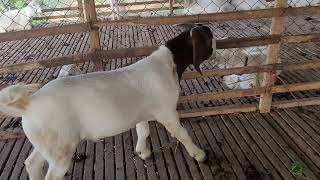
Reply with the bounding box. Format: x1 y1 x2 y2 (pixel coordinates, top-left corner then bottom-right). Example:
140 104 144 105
0 0 320 179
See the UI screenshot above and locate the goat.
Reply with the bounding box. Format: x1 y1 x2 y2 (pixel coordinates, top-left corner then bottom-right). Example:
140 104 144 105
0 0 42 33
0 25 216 180
216 47 282 89
57 64 83 78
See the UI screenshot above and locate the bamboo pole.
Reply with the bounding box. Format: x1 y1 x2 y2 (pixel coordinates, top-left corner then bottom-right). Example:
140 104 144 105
77 0 84 22
178 81 320 103
83 0 103 71
259 0 287 113
95 6 320 26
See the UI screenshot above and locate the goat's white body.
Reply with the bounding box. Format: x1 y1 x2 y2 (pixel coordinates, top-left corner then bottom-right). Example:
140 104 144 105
0 1 41 32
24 46 179 140
0 45 206 179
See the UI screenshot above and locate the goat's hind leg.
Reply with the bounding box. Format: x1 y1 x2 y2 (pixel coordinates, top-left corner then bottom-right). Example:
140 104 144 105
135 121 151 160
25 149 45 180
157 111 207 162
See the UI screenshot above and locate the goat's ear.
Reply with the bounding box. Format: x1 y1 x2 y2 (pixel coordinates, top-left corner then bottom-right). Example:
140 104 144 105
190 27 210 75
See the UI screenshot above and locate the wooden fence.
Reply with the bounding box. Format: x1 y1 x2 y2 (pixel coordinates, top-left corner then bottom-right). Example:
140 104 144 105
0 0 319 119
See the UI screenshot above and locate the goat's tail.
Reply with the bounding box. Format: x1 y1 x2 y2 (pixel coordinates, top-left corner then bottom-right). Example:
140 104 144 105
0 83 42 117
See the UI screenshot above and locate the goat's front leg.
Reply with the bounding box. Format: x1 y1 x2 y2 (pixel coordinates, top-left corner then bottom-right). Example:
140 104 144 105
25 149 45 180
157 111 206 162
136 121 151 160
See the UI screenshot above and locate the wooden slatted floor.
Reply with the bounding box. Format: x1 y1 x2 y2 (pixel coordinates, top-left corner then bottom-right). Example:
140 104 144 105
0 17 320 180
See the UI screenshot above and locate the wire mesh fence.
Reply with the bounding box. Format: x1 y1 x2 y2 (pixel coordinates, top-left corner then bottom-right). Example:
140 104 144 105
0 0 319 91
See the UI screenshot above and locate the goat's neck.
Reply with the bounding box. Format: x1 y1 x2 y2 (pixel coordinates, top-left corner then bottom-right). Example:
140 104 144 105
165 31 193 81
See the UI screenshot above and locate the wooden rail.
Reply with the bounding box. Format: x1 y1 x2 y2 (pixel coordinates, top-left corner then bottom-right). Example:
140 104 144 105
179 97 320 118
1 6 319 43
0 33 319 74
178 81 320 103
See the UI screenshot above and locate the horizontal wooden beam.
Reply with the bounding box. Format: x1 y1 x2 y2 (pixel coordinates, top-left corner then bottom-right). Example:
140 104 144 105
36 2 182 21
0 23 91 42
182 59 320 80
98 5 184 16
2 97 319 140
178 81 320 103
96 6 320 26
0 6 319 43
41 1 168 12
33 14 79 20
0 34 319 74
179 97 320 118
0 47 156 74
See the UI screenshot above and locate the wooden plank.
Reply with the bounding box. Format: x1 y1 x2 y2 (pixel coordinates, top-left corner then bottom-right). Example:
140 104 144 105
72 142 87 180
183 78 243 179
1 33 319 74
123 130 136 180
269 111 320 169
252 112 319 179
83 141 95 179
131 129 148 180
259 0 288 113
0 138 25 179
83 0 102 71
104 137 115 180
154 123 182 180
261 112 320 178
0 24 90 43
96 6 320 26
115 134 125 180
181 59 320 80
149 122 169 180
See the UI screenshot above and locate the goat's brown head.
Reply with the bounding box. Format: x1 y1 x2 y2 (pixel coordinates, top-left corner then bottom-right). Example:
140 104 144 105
165 24 216 81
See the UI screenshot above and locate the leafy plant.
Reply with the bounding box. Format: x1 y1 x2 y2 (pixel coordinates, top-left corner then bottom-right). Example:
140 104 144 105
31 19 49 26
290 161 304 177
14 0 25 9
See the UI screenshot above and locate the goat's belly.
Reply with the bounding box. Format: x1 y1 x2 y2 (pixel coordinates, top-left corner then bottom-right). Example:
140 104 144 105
79 107 153 140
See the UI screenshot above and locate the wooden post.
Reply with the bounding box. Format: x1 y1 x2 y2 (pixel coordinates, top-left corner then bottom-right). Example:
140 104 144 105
258 0 287 113
83 0 103 71
77 0 84 21
169 0 174 15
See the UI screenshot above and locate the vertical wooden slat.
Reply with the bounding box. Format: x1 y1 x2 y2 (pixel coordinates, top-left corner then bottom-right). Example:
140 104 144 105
77 0 84 22
169 0 174 16
258 0 288 113
83 0 103 71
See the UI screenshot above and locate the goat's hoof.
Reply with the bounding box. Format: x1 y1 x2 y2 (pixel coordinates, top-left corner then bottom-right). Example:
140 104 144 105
137 149 152 160
201 149 216 166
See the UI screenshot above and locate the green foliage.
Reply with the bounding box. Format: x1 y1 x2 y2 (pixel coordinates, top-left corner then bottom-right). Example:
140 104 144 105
31 19 49 26
290 161 304 177
14 0 25 9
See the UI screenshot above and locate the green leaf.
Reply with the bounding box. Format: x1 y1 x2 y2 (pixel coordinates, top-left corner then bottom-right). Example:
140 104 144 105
290 161 304 177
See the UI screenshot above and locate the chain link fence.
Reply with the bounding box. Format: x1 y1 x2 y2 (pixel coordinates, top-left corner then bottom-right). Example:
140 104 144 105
0 0 319 90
